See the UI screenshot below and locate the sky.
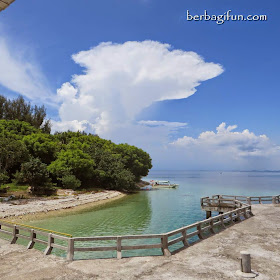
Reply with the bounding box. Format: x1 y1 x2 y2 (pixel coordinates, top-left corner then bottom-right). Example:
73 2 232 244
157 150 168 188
0 0 279 170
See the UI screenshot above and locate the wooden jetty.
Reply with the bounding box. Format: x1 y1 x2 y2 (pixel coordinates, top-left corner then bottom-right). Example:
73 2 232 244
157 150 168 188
0 194 279 261
201 194 280 218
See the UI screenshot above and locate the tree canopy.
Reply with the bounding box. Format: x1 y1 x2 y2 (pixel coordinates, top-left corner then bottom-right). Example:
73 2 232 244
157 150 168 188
0 95 51 133
0 96 152 194
0 121 152 194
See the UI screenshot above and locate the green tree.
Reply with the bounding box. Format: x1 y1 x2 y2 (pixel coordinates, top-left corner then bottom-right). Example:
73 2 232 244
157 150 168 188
114 144 152 181
23 133 60 164
92 149 136 191
48 148 95 186
0 136 29 177
21 158 53 195
0 95 51 133
0 119 39 140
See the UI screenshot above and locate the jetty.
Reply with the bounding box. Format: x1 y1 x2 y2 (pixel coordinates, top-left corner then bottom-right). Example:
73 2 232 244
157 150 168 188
200 194 280 218
0 194 279 262
0 202 280 279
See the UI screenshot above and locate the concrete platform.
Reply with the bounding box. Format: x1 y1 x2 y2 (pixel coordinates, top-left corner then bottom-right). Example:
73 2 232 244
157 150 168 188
0 204 279 280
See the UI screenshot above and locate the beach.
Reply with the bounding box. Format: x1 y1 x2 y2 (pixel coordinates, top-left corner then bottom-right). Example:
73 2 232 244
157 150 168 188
0 190 125 221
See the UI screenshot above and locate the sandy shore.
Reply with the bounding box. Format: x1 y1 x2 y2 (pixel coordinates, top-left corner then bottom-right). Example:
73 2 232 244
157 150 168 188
0 190 125 221
0 204 279 279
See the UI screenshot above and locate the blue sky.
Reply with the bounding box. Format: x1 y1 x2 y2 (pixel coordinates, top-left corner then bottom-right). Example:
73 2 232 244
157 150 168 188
0 0 279 170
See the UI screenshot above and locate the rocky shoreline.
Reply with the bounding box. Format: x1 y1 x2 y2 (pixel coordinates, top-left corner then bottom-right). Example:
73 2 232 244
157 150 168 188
0 190 124 220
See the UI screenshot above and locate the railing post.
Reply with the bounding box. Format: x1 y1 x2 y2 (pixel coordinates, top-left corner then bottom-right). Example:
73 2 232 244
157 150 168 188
209 218 215 234
259 197 261 204
197 223 204 239
67 238 74 261
161 235 171 256
248 205 253 216
246 197 251 205
44 233 54 255
182 230 189 247
11 225 19 244
229 212 235 224
272 196 276 204
220 215 226 229
27 229 36 249
117 237 122 259
236 209 242 222
242 208 247 219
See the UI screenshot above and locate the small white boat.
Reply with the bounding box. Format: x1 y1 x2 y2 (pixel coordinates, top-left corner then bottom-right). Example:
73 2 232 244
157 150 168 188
150 180 179 189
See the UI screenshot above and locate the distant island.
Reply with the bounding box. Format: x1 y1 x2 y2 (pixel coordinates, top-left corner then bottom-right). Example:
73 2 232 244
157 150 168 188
0 95 152 198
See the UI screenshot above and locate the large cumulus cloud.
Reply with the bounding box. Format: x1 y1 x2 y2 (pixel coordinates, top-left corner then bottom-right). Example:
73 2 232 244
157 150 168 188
52 40 223 137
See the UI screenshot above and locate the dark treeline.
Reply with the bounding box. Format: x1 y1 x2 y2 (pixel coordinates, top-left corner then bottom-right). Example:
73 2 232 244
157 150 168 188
0 95 51 133
0 96 152 195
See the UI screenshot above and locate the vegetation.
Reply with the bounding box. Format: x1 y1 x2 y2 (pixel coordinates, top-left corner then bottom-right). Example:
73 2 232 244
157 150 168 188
0 95 152 195
21 157 54 195
0 95 51 133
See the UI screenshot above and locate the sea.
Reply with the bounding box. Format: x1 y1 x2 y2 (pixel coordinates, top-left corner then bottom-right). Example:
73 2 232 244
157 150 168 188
25 170 280 259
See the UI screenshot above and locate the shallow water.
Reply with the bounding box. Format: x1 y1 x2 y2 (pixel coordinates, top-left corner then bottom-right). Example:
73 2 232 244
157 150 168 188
26 170 280 259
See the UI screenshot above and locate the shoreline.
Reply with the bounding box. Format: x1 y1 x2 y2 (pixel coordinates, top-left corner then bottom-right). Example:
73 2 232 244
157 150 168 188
0 190 126 222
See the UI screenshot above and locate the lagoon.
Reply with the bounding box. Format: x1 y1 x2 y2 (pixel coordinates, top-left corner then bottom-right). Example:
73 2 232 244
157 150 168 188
28 170 280 259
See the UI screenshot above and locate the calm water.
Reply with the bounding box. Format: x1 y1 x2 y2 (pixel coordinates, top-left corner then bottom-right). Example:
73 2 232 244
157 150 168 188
26 171 280 259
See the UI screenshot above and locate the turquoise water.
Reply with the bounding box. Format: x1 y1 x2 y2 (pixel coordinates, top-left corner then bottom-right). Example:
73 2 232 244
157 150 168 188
26 171 280 259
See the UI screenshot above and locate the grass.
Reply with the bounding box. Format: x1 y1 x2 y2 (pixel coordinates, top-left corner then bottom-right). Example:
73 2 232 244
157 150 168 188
2 183 29 192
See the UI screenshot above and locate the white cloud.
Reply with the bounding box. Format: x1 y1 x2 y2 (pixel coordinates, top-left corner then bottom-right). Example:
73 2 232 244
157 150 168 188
0 37 53 104
167 123 280 170
53 40 223 140
51 120 94 132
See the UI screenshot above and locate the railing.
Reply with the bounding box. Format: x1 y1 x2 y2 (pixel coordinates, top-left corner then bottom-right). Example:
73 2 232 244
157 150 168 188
200 197 243 208
201 194 280 207
0 194 278 261
0 219 70 257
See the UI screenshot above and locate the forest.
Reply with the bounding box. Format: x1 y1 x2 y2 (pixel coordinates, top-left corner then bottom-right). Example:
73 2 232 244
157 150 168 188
0 95 152 195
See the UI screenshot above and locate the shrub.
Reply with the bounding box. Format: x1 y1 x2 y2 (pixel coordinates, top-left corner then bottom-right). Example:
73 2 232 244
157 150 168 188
61 175 81 189
0 171 9 186
12 170 25 185
0 171 9 193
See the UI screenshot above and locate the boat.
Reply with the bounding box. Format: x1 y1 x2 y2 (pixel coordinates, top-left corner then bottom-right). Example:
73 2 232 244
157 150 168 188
150 180 179 189
140 185 153 191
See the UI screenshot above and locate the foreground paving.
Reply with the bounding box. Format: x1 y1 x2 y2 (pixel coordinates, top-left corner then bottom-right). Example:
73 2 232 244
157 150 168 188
0 204 279 280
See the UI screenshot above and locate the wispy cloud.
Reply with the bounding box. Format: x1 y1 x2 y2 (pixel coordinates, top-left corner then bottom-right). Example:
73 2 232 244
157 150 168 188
0 36 54 105
138 120 188 128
